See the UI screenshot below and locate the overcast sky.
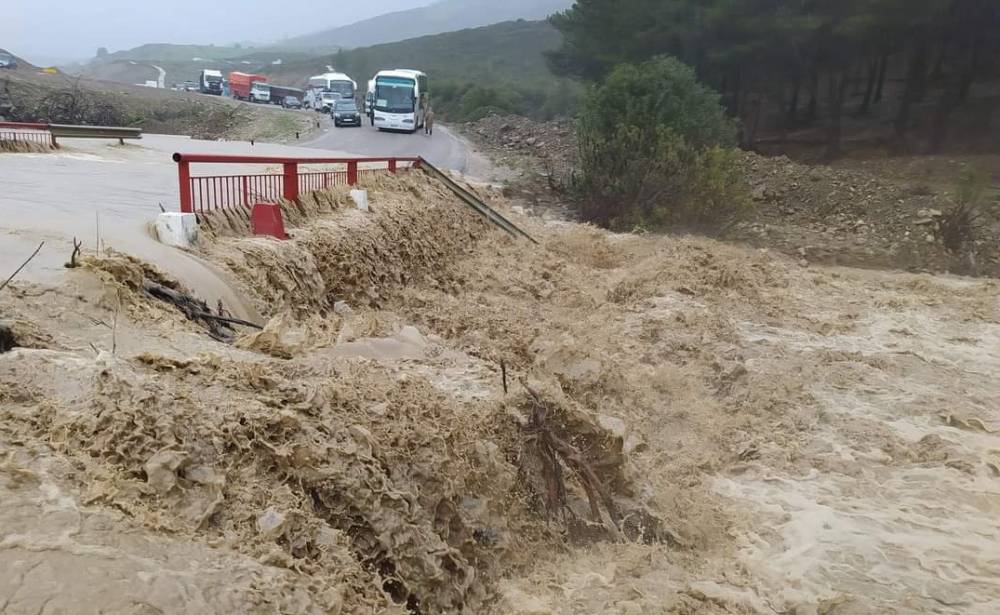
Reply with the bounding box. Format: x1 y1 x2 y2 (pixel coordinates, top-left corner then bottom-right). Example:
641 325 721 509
3 0 434 64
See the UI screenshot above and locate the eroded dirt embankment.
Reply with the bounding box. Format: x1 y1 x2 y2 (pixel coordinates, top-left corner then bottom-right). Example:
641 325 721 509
2 170 1000 614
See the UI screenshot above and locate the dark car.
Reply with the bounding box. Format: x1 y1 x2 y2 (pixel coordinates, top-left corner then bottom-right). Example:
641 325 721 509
283 96 302 109
332 99 361 127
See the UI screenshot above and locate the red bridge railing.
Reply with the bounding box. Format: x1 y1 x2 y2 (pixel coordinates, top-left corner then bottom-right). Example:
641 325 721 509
0 121 56 148
172 153 421 214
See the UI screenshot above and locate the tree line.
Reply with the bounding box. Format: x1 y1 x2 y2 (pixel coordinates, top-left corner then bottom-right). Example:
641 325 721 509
548 0 1000 157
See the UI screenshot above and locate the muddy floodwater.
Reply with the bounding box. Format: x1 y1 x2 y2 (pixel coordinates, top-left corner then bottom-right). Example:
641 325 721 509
1 172 998 614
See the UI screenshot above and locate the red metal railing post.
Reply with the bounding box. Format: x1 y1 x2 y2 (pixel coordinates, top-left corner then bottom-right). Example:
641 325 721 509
178 160 193 213
388 158 397 174
347 161 358 186
282 162 299 202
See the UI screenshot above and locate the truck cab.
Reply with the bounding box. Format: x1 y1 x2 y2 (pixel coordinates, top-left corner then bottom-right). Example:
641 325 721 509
250 83 271 104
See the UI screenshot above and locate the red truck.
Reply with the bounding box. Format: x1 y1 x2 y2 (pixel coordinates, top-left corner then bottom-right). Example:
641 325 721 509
229 72 267 101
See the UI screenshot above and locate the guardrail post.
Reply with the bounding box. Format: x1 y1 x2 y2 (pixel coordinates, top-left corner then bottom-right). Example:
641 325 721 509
178 160 193 213
241 176 250 207
347 161 358 186
388 159 397 174
283 163 299 202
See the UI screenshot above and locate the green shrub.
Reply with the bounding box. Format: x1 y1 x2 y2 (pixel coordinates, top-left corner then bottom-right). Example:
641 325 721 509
575 56 750 232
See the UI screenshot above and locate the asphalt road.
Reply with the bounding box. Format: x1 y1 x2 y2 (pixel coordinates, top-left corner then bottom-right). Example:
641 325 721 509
301 117 498 179
0 135 355 319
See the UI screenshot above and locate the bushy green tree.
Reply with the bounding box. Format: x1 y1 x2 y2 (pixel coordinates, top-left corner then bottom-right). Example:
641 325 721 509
575 57 749 232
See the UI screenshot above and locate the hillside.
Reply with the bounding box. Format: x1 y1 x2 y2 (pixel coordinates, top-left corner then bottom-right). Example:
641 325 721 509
270 20 581 120
0 48 35 70
97 43 253 63
66 20 580 121
283 0 573 50
76 49 314 88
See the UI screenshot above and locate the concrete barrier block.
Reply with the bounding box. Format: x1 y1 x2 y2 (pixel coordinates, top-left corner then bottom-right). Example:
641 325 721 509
350 189 369 212
251 203 288 239
155 212 198 248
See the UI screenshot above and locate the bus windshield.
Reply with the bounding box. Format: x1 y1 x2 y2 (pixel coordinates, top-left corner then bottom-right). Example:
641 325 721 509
328 81 354 99
375 77 415 114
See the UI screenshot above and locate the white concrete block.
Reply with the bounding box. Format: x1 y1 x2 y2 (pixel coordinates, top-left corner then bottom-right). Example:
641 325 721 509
350 189 369 212
155 212 198 249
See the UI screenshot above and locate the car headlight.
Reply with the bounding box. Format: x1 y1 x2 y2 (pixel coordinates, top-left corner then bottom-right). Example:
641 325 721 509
403 119 414 124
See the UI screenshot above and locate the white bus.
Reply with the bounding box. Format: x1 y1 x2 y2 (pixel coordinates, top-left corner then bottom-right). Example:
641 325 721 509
305 72 356 110
372 69 428 132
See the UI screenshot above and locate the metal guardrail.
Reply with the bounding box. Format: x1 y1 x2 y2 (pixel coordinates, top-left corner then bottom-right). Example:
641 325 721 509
48 123 142 142
0 121 142 147
0 122 53 147
417 157 537 243
171 153 420 214
170 152 535 242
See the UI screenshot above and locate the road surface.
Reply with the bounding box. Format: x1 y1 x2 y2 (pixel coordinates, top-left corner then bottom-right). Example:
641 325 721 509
302 118 501 180
151 64 166 89
0 135 355 319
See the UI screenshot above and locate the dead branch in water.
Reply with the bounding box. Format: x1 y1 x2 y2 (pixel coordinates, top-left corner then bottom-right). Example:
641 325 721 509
65 238 82 269
520 378 622 529
0 242 44 293
142 279 262 342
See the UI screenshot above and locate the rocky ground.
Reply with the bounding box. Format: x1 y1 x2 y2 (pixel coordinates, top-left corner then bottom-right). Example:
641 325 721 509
2 170 999 614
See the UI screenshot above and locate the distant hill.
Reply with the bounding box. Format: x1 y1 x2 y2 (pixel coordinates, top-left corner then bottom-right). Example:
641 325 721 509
283 0 573 50
267 20 562 86
74 45 314 88
0 48 35 71
62 19 581 121
271 20 582 121
97 43 253 63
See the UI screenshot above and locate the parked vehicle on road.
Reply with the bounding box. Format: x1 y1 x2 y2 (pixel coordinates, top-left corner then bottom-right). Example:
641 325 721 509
372 69 428 133
269 85 305 107
305 72 356 111
229 72 267 101
282 96 302 109
332 99 362 127
319 91 344 113
199 69 223 95
182 81 198 92
250 82 271 104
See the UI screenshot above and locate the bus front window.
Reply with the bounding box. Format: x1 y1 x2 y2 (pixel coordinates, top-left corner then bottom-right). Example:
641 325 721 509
330 81 354 99
375 79 416 114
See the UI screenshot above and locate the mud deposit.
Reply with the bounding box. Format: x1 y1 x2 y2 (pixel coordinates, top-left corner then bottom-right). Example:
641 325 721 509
1 174 999 614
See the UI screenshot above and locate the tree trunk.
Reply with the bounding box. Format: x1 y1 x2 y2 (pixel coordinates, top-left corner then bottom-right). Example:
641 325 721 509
931 39 981 152
806 70 819 121
858 59 878 115
787 77 802 122
745 95 764 148
930 45 946 82
957 38 981 104
874 53 889 102
731 66 742 115
895 40 930 141
826 69 851 160
911 42 930 104
851 60 866 96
